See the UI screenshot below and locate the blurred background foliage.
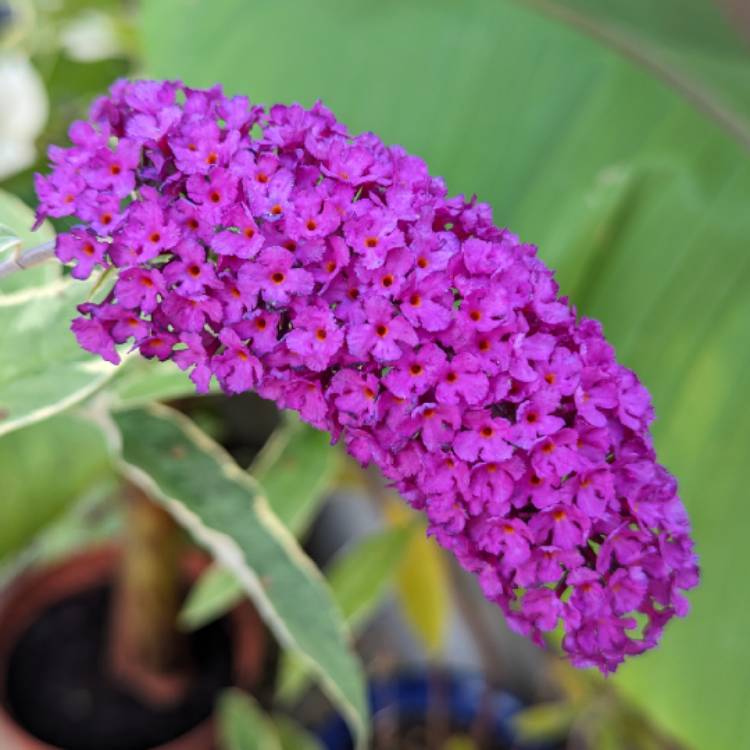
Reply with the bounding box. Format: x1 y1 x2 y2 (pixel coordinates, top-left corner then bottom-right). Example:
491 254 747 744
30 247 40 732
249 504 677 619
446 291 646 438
1 1 749 748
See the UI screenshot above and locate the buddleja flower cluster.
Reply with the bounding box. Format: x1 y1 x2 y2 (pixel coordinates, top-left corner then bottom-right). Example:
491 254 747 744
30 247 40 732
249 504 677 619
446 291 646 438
35 80 698 673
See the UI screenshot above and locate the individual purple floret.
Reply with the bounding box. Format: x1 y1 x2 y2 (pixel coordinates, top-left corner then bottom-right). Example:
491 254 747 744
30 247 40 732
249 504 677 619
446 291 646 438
35 79 699 673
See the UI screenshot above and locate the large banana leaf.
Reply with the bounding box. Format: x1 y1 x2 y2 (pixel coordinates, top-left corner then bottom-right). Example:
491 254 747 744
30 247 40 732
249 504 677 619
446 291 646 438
524 0 750 149
141 2 750 747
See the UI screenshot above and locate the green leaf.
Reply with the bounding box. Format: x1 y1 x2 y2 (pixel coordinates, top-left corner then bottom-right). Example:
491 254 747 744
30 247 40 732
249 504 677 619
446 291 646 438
277 524 414 702
140 4 750 747
327 525 415 631
251 416 340 535
0 413 111 561
112 357 204 408
0 279 119 437
112 404 368 749
217 689 281 750
178 564 241 631
179 417 339 630
524 0 750 149
0 189 57 292
273 715 324 750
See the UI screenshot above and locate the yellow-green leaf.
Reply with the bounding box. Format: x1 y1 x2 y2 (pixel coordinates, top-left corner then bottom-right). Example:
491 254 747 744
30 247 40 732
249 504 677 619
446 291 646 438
385 501 449 654
512 702 577 743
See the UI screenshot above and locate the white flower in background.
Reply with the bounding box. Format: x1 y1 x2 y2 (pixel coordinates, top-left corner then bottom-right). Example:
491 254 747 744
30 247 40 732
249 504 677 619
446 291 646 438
0 53 48 180
60 10 121 63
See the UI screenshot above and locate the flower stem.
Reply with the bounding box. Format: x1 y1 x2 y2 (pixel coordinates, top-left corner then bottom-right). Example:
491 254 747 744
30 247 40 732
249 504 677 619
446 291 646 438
108 483 191 706
0 240 56 280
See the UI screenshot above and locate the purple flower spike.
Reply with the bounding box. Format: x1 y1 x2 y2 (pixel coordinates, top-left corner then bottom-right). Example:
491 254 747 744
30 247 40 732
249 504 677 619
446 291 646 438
36 79 699 674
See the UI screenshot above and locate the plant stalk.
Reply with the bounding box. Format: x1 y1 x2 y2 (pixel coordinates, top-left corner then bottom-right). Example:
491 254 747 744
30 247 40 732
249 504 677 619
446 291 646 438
109 483 190 706
0 240 56 279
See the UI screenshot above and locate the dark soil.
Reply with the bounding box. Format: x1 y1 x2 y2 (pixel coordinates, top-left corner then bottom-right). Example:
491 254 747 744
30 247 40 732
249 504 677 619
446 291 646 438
5 584 233 750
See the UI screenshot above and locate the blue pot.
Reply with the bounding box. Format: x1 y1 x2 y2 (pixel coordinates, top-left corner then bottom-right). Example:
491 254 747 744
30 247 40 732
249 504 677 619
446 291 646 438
316 671 553 749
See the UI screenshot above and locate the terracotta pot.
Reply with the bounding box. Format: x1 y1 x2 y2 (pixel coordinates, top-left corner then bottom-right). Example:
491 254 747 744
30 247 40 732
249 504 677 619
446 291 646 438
0 545 266 750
